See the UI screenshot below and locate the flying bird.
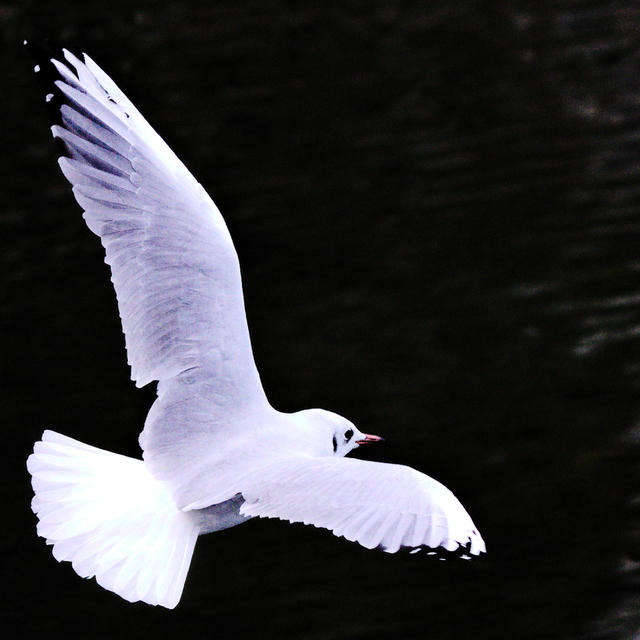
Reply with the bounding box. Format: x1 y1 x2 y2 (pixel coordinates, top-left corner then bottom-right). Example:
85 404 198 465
25 43 485 609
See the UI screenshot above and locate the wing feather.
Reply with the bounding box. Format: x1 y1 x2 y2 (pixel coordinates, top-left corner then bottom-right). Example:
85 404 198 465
30 44 270 492
239 456 485 556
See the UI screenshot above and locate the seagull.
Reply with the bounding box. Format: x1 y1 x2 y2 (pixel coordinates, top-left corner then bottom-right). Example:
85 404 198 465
25 43 485 609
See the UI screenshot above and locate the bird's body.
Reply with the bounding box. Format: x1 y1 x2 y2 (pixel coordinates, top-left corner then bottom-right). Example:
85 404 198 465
26 44 485 609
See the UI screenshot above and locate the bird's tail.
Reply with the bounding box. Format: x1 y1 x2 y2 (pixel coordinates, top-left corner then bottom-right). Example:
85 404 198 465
26 430 200 608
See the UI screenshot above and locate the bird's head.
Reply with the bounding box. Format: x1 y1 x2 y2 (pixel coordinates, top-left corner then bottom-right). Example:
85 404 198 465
294 408 384 457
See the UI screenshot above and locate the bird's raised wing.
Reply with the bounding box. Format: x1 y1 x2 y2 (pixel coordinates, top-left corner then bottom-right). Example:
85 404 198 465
239 456 485 556
29 45 269 489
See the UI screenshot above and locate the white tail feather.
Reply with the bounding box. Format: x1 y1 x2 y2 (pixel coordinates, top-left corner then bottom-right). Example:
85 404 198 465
27 430 200 608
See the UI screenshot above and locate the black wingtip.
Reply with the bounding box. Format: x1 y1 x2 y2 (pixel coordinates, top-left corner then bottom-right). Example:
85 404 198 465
380 537 487 562
24 39 58 66
24 39 85 83
27 48 60 122
24 40 81 157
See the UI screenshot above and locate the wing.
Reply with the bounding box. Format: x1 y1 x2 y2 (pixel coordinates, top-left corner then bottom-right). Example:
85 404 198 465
29 45 270 488
239 456 485 556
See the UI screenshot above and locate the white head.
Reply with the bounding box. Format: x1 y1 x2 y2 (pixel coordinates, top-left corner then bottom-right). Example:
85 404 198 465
293 408 384 457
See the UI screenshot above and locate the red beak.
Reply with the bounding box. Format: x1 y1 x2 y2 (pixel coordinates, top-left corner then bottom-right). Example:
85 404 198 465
356 433 385 445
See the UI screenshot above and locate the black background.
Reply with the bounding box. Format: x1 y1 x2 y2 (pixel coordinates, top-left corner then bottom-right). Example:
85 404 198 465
3 1 640 638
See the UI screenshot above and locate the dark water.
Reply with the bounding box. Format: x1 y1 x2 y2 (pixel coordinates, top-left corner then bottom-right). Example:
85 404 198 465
3 1 640 638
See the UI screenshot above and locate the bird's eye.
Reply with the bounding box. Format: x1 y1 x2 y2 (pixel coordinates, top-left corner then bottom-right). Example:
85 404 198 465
344 429 353 440
332 435 337 453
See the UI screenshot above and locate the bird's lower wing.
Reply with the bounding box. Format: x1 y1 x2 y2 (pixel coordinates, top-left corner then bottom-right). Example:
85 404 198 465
238 456 485 556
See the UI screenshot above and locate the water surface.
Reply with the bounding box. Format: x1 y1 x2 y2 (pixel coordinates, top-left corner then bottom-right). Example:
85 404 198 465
3 2 640 638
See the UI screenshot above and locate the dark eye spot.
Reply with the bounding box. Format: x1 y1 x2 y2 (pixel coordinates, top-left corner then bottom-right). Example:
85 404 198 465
345 429 353 440
332 435 337 452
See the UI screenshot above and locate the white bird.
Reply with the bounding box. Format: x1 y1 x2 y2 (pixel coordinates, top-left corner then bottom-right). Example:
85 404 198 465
25 43 485 609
